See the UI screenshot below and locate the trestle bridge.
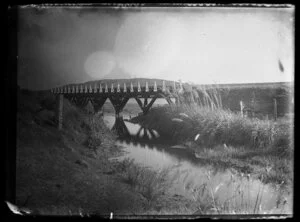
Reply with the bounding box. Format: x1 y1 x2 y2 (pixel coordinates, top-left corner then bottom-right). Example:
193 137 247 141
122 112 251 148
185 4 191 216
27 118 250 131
50 78 188 129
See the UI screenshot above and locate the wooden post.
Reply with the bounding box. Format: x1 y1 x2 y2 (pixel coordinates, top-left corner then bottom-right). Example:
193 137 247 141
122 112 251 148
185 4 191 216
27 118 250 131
144 97 148 107
166 97 173 105
273 98 277 121
240 100 244 117
135 97 156 115
57 94 64 130
109 96 129 118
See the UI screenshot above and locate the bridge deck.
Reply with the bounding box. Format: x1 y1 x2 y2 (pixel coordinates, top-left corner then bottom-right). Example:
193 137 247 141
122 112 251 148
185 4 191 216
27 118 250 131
51 78 184 95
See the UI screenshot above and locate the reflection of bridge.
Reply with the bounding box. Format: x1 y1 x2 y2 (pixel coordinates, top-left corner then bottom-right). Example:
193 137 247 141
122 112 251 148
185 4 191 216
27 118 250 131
112 117 241 173
51 78 188 129
113 117 199 161
112 117 161 146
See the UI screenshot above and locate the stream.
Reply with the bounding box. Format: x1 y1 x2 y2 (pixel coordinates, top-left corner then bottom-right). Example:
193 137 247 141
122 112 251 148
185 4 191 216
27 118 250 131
104 114 292 214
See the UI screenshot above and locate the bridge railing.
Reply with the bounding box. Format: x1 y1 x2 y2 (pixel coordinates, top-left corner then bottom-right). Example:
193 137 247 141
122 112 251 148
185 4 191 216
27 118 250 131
50 80 184 95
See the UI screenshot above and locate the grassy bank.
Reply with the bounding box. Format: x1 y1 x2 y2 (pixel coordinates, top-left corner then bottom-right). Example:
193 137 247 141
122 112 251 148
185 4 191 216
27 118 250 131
16 89 198 216
16 90 150 215
131 104 293 185
15 89 293 216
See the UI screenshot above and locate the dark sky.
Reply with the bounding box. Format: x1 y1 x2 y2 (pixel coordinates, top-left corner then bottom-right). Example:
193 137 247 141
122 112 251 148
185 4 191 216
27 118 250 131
17 6 294 90
18 7 128 90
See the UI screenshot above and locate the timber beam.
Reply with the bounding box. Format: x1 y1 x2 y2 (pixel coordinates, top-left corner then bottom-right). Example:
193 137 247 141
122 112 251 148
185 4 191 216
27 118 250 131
68 96 90 108
112 116 130 137
90 97 107 113
135 96 157 114
109 96 130 117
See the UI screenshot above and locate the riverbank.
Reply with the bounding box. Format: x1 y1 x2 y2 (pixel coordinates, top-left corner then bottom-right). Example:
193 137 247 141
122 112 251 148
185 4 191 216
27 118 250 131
16 90 199 216
130 104 294 186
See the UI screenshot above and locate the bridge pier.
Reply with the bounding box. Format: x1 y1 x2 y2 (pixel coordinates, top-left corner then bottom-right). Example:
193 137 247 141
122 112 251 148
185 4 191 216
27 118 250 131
109 96 129 118
135 96 157 115
56 94 64 130
165 97 173 105
112 116 130 137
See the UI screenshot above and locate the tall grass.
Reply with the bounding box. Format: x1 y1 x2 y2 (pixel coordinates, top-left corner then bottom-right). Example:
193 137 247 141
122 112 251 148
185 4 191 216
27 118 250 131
138 84 292 154
184 170 291 215
119 158 177 204
63 100 117 155
171 104 279 148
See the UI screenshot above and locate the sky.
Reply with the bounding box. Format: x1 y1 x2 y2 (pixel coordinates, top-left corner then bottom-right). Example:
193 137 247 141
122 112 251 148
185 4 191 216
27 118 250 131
17 6 294 90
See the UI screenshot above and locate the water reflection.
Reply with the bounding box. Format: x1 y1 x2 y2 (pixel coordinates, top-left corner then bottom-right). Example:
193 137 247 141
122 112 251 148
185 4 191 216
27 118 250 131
109 116 232 173
104 115 292 214
107 116 176 151
112 116 161 144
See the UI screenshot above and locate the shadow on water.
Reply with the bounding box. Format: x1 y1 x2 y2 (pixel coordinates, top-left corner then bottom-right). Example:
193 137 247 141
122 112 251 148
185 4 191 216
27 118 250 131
109 116 244 174
104 115 293 214
109 115 204 164
112 116 164 145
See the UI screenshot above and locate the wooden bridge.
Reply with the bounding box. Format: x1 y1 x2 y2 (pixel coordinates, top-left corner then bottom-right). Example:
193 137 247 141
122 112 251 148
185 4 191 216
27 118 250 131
50 78 187 129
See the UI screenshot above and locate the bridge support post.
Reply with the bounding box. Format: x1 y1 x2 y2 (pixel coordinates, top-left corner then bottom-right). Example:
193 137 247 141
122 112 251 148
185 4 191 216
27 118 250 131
165 97 173 105
57 94 64 130
135 97 157 115
109 96 129 118
112 116 130 137
273 98 277 121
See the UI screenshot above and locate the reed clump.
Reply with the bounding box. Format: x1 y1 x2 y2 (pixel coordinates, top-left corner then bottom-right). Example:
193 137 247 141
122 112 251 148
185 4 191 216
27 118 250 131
185 170 291 215
119 158 176 203
135 85 292 154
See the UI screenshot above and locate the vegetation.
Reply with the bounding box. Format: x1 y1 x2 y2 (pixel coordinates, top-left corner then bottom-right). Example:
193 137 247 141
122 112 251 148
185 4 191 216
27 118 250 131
131 86 293 186
183 169 290 215
117 158 177 205
16 87 293 216
15 89 194 216
16 90 147 215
